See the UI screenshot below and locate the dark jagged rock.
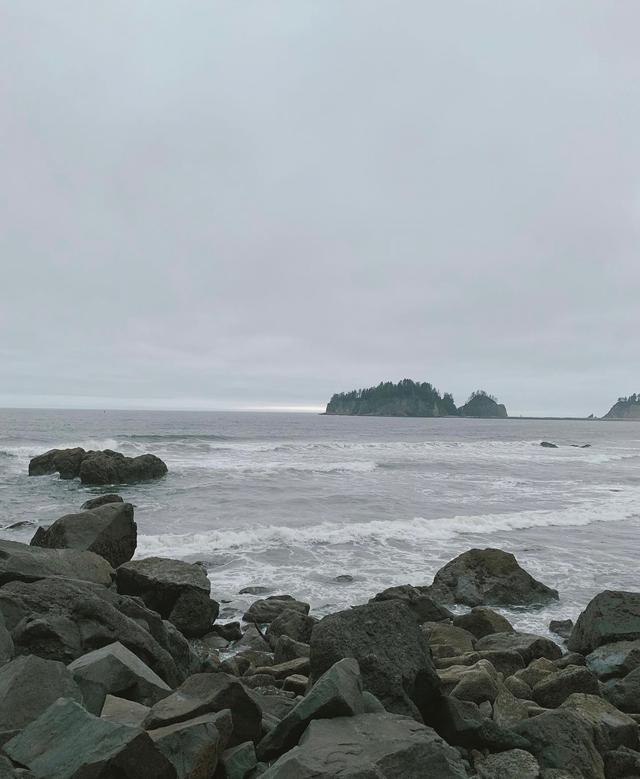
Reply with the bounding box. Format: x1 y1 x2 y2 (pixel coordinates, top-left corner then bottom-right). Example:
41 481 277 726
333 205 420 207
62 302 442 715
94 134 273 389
310 599 441 722
532 665 600 708
604 746 640 778
100 695 150 728
0 577 190 687
586 639 640 680
432 695 529 752
458 391 508 419
265 609 316 648
81 493 124 510
427 548 558 607
568 590 640 655
28 447 168 484
4 698 176 779
549 618 574 640
560 693 639 753
257 658 365 761
370 584 453 622
540 441 558 448
220 741 257 779
30 502 137 568
453 606 514 639
80 450 168 485
0 614 13 666
475 749 540 779
209 621 242 642
260 713 468 778
243 595 310 624
476 632 562 664
68 641 172 714
0 655 83 732
0 538 114 587
116 557 218 638
602 666 640 713
274 636 310 665
144 672 261 746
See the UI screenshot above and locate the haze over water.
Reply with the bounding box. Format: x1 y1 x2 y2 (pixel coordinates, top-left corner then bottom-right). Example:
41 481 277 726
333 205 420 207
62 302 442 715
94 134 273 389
1 408 639 636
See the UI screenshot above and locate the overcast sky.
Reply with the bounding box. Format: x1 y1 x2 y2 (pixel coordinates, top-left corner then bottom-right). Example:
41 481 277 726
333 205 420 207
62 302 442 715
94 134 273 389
1 2 639 416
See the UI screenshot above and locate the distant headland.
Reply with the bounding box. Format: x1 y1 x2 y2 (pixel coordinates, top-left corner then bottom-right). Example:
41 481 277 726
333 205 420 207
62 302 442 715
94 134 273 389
603 394 640 420
325 379 507 418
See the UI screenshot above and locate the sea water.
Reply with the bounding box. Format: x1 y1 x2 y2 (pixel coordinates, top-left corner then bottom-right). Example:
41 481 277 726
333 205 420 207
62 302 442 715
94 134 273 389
1 408 639 636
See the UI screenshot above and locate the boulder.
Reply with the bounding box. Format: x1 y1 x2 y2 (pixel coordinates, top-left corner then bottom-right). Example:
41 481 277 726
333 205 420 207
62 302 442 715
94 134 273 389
80 450 168 485
0 655 83 731
603 746 640 778
209 622 242 642
273 636 310 665
100 695 150 728
602 666 640 713
220 741 257 779
144 672 261 746
234 625 270 653
586 639 640 681
265 609 316 648
554 652 586 670
243 596 310 624
426 548 558 607
476 749 540 779
560 693 639 752
30 503 137 568
476 649 525 677
282 674 308 695
439 659 500 704
476 632 562 664
68 641 172 713
0 577 190 687
148 711 231 779
513 657 557 688
252 657 309 680
432 695 529 752
0 539 113 587
116 557 218 638
310 600 441 722
28 447 86 479
426 623 476 658
260 713 468 779
257 658 364 761
81 493 124 510
369 584 453 622
453 606 514 639
0 615 13 666
4 698 176 778
513 709 604 779
540 441 558 448
492 684 530 729
549 619 574 640
568 590 640 655
532 665 600 708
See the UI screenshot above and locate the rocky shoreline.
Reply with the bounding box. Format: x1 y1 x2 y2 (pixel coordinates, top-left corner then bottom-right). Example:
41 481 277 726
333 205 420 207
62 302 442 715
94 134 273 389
0 497 638 778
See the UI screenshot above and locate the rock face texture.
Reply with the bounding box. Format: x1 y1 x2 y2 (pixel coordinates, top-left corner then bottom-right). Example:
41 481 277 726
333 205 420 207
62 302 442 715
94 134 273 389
568 590 640 654
30 502 137 568
426 548 559 607
28 447 168 484
310 600 441 722
116 557 218 638
0 538 114 587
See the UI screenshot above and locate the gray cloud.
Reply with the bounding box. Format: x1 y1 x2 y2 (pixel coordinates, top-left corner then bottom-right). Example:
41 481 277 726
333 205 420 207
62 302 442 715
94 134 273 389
1 1 639 415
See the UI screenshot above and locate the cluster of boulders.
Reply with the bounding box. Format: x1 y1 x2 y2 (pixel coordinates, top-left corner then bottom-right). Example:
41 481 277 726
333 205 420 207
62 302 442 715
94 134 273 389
0 506 638 779
28 447 168 485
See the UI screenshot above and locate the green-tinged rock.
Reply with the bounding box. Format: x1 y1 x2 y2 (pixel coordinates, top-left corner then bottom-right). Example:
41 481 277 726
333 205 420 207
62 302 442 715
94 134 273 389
602 665 640 713
453 606 514 639
0 655 83 731
560 693 639 752
476 749 540 779
476 632 562 664
532 665 600 708
260 713 468 778
257 657 364 761
0 539 113 587
4 698 176 779
148 711 231 779
220 741 257 779
100 695 150 727
586 639 640 681
568 590 640 655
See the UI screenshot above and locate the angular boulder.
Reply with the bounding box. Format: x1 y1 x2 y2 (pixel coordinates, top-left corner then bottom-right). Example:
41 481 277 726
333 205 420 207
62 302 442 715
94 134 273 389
29 447 86 479
144 672 261 746
310 600 441 722
0 577 189 687
532 665 600 708
274 636 310 665
0 615 13 667
81 493 124 510
116 557 218 638
260 713 468 779
220 742 257 779
257 658 364 761
4 698 176 779
568 590 640 655
475 631 562 664
426 548 558 607
243 595 310 624
80 450 168 485
602 666 640 714
476 749 540 779
68 641 172 713
30 502 137 568
370 584 453 622
0 539 113 587
453 606 514 639
100 695 150 728
586 639 640 681
560 693 639 752
265 609 316 648
0 655 83 731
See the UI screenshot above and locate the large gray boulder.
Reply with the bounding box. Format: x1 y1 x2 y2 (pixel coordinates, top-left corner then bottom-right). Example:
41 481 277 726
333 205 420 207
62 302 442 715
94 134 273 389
80 493 124 510
586 639 640 681
116 557 217 638
426 548 558 607
560 693 639 753
602 666 640 714
80 450 168 485
568 590 640 655
0 655 83 732
260 713 468 778
0 539 113 587
243 595 310 624
369 584 453 622
68 641 172 713
532 665 600 708
0 577 192 687
144 672 261 746
28 448 86 479
30 503 137 568
476 749 540 779
4 698 176 778
100 695 150 728
453 606 514 639
257 658 364 761
265 609 316 648
310 600 441 723
513 709 604 779
148 711 231 779
475 632 562 664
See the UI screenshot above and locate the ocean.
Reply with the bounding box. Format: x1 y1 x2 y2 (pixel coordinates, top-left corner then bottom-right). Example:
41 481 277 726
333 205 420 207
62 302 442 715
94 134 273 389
1 408 639 636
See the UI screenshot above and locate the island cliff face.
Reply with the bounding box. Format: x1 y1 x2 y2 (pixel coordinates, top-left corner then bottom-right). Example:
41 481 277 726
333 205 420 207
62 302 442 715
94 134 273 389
325 380 507 418
603 395 640 420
